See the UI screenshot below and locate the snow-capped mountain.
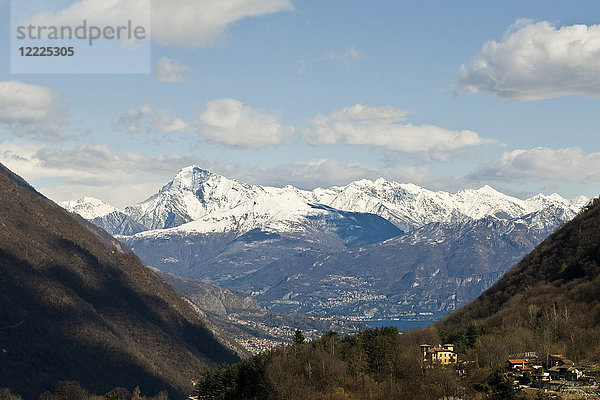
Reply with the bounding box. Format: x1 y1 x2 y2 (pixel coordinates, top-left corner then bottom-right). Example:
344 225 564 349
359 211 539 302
124 167 265 231
60 196 119 219
65 166 588 237
314 180 586 232
60 197 145 236
128 174 320 235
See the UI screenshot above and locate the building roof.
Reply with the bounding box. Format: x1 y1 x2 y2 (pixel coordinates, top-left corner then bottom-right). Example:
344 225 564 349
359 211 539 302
548 365 579 373
421 344 456 353
508 359 531 364
549 355 574 366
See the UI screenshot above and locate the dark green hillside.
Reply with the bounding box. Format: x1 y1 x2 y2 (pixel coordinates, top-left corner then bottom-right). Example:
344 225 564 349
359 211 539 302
0 164 239 399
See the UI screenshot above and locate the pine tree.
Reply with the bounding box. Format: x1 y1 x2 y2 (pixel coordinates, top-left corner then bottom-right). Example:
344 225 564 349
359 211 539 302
293 330 305 345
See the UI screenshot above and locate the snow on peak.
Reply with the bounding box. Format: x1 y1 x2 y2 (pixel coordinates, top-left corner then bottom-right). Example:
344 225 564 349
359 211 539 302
571 195 590 209
476 184 501 195
68 166 587 235
453 185 527 220
524 192 588 215
126 166 271 230
60 197 119 219
164 165 215 192
525 192 571 210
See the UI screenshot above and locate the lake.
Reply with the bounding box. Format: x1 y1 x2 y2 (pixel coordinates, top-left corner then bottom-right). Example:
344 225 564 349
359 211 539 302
361 319 437 332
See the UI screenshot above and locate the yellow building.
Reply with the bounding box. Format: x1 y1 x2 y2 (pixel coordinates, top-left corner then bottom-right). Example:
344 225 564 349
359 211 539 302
420 344 457 365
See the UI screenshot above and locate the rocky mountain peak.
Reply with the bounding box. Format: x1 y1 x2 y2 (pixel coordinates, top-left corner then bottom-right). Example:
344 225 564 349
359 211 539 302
163 165 216 192
60 196 119 219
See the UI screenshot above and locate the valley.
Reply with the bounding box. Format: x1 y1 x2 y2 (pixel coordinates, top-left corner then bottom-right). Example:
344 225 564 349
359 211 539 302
61 166 587 320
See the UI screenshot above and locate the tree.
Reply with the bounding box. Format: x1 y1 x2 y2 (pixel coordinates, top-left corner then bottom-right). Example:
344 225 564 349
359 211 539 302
489 371 514 400
293 330 305 345
131 387 142 400
475 335 509 372
41 381 88 400
104 387 130 400
0 388 22 400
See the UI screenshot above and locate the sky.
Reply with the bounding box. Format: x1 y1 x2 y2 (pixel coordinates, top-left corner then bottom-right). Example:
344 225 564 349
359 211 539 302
1 0 600 207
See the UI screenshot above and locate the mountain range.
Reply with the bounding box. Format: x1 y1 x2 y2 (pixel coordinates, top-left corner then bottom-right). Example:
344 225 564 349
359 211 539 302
61 166 587 235
60 166 588 319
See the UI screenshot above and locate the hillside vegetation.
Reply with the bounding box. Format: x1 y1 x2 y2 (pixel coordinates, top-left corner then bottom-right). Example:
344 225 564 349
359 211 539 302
0 164 239 399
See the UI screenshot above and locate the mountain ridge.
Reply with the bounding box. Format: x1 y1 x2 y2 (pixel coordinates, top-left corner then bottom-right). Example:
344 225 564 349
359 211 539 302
0 163 240 399
61 165 587 236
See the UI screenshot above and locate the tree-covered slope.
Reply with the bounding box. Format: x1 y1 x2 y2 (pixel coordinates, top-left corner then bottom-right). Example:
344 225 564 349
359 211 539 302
0 164 239 399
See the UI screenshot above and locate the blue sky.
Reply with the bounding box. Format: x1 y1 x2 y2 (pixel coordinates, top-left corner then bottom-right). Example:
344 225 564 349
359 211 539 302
1 0 599 207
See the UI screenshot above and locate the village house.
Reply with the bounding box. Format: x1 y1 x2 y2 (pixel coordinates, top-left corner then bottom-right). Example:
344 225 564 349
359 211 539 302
507 359 534 372
547 365 583 381
420 344 457 366
548 354 572 367
545 354 584 381
503 353 596 394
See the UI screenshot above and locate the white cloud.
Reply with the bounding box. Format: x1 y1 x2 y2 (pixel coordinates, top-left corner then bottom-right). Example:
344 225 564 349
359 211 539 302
468 147 600 184
154 117 189 134
322 47 367 64
198 98 294 148
303 104 492 161
152 0 294 48
238 159 449 191
458 20 600 100
26 0 293 49
326 104 409 123
0 142 214 207
154 57 192 83
0 81 68 139
27 0 148 26
115 105 189 134
16 144 197 180
116 101 491 157
115 99 293 148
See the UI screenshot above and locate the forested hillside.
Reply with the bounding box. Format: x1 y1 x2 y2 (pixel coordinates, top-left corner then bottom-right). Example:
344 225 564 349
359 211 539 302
0 164 239 399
